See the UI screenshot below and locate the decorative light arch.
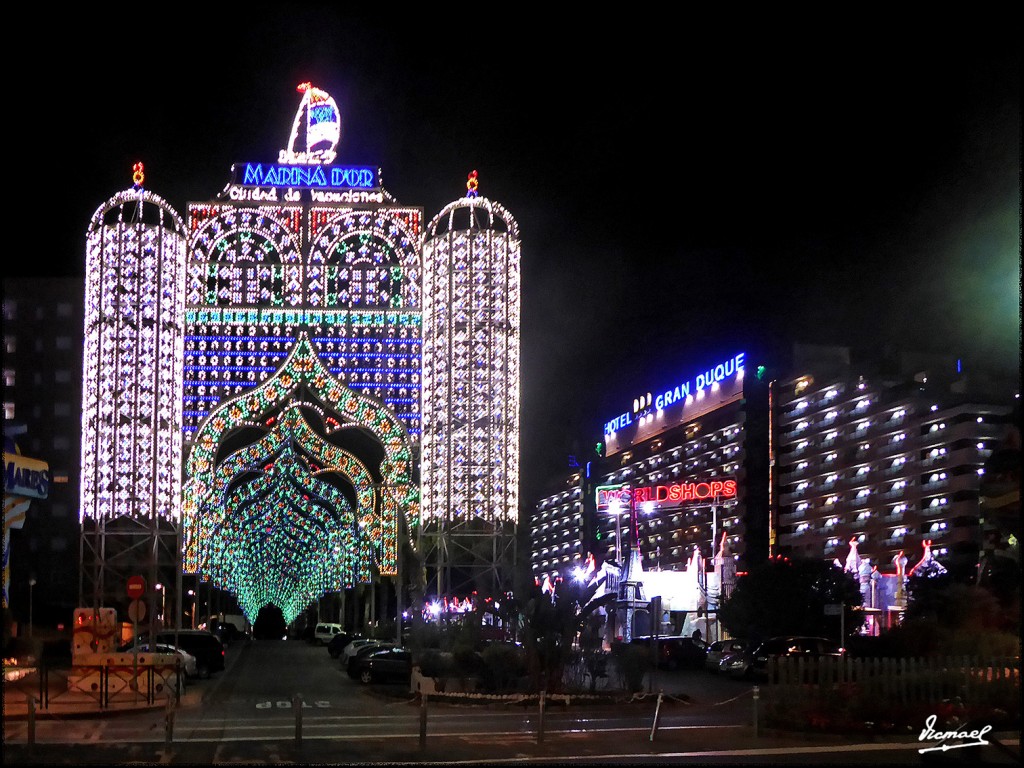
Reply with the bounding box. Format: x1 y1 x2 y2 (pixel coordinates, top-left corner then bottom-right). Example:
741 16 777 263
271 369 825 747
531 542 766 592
182 332 418 591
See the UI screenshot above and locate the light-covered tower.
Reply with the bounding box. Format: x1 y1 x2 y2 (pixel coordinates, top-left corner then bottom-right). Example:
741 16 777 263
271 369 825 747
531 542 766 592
420 172 520 598
80 164 187 619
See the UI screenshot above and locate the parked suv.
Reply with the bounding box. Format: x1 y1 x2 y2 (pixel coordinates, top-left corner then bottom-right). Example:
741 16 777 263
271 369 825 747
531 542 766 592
313 622 344 645
153 629 226 679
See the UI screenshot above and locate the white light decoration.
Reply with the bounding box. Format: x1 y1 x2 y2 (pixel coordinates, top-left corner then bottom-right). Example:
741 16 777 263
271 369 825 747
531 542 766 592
81 181 187 522
421 191 521 523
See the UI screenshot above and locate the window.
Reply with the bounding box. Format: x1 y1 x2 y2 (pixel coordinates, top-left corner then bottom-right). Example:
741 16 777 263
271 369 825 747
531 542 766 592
54 402 71 417
2 369 13 386
55 336 73 351
57 302 73 318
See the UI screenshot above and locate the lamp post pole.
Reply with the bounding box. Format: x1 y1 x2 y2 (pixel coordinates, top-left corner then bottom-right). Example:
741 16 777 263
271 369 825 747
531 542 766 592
28 575 37 638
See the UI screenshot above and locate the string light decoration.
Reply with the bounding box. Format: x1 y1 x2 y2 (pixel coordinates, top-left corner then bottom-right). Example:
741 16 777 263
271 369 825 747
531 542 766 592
81 180 187 524
183 333 416 586
182 192 424 618
421 190 521 524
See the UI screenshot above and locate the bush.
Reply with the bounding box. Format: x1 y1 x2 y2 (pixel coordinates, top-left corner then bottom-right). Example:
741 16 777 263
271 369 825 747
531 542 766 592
610 641 652 693
480 643 527 692
415 648 453 678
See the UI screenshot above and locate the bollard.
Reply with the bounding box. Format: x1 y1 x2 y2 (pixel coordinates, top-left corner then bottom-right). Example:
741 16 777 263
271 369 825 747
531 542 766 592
752 685 760 737
649 690 664 742
419 693 428 750
292 693 303 747
164 696 175 748
26 694 36 755
537 689 546 744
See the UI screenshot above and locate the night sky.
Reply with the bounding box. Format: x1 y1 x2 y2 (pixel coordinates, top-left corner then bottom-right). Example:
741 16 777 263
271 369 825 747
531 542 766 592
17 9 1021 506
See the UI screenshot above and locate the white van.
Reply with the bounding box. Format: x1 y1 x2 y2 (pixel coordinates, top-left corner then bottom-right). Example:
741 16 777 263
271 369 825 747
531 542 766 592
313 622 344 645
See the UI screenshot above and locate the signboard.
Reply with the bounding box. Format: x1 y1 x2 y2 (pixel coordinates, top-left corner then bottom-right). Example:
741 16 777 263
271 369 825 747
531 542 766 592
127 599 146 623
2 451 50 499
824 603 843 616
126 575 146 600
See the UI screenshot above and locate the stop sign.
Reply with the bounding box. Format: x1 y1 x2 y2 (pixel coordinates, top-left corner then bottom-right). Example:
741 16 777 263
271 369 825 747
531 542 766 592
126 575 146 600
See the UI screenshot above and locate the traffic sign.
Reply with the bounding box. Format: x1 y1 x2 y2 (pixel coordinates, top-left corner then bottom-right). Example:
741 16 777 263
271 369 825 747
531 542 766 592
127 575 146 599
128 599 146 623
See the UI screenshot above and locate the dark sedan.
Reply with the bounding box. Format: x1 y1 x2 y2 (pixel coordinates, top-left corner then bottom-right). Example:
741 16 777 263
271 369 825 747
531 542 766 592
630 636 708 670
350 647 412 685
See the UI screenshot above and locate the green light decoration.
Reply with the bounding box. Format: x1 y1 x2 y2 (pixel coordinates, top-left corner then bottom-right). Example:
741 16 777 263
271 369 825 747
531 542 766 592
182 332 417 621
757 365 766 380
207 446 370 624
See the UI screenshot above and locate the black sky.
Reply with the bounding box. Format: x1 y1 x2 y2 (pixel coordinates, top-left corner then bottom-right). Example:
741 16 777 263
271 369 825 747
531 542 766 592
16 9 1021 506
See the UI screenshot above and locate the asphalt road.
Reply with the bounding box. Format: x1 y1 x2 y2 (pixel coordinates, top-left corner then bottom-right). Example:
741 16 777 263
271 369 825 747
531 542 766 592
4 639 1019 765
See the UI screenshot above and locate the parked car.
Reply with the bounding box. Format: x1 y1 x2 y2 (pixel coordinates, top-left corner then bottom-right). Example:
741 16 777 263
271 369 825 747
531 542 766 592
327 632 362 659
629 635 708 670
705 639 753 674
345 640 397 675
341 638 388 664
724 636 843 680
350 647 412 685
313 622 344 645
153 629 226 678
117 641 198 678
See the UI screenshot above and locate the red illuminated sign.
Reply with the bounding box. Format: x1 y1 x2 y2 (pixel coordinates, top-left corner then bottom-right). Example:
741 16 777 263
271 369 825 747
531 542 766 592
598 479 737 506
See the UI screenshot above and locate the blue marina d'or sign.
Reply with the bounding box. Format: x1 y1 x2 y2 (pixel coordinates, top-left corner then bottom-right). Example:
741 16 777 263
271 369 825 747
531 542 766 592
233 162 378 190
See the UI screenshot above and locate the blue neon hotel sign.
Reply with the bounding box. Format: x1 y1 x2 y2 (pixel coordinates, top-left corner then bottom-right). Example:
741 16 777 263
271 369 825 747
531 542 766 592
604 352 745 434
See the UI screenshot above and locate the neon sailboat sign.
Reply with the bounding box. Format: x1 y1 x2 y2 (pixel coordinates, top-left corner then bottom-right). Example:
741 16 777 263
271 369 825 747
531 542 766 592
279 82 341 165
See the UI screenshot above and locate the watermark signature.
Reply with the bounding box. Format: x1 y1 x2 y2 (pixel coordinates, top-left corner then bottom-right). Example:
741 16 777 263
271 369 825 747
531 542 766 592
918 714 992 754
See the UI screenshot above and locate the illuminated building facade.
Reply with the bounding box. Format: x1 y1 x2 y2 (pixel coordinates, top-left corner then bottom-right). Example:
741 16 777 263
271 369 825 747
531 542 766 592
420 188 521 597
531 351 771 614
179 172 422 623
79 177 187 615
773 347 1018 579
71 85 521 628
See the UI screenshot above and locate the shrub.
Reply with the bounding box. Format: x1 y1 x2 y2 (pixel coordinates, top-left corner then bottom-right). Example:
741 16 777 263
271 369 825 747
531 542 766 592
610 641 652 693
416 648 453 678
480 643 527 692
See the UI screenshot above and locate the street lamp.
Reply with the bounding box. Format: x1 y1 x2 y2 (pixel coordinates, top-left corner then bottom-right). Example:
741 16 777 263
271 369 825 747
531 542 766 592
187 589 196 629
28 575 37 638
155 583 166 627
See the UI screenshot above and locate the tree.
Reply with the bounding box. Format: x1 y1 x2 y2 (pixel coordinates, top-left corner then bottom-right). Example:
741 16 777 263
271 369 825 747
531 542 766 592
515 576 615 693
718 556 862 643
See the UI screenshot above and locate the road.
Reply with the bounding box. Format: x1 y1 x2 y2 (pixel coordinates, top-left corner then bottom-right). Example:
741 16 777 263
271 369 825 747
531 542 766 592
4 638 1019 764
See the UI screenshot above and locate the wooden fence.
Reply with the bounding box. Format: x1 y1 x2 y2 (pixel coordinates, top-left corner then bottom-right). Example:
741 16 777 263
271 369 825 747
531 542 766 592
762 656 1020 730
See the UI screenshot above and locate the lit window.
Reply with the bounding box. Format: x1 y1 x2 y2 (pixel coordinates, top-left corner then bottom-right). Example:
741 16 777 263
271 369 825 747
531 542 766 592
825 410 838 421
797 461 809 470
857 466 869 476
826 473 837 483
825 430 838 441
825 390 838 399
857 489 870 498
825 453 838 462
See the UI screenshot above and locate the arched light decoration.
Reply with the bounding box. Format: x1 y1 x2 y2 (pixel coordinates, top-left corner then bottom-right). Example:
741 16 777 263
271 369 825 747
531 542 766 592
421 189 521 523
209 445 371 624
81 183 187 522
182 333 417 584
